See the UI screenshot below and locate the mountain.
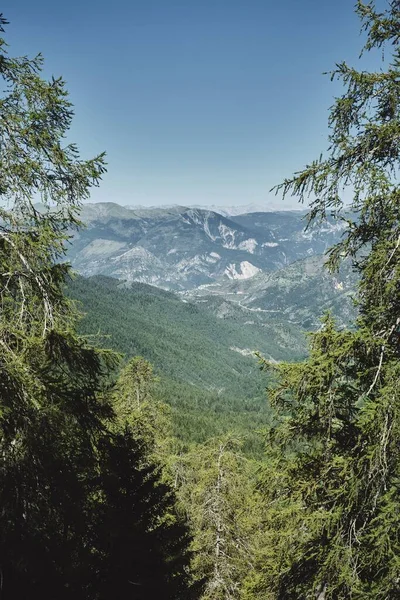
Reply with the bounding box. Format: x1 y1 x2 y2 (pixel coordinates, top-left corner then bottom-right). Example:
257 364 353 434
231 211 348 261
66 202 347 291
122 202 302 216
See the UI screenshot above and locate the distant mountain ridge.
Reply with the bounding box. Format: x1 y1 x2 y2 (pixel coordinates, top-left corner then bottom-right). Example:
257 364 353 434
66 202 347 291
122 202 304 216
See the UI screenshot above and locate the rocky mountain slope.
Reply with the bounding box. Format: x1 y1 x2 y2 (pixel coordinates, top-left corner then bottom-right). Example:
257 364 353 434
184 254 357 331
66 203 347 290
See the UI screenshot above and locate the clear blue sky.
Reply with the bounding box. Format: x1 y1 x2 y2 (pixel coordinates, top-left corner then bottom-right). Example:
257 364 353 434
1 0 387 209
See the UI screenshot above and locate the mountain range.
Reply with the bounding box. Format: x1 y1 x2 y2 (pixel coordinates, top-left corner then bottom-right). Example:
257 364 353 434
66 202 357 335
185 254 356 331
67 202 348 291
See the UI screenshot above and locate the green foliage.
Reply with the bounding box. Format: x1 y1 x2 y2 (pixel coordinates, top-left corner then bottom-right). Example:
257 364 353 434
113 356 175 464
257 2 400 598
116 356 155 410
90 427 199 600
0 12 112 596
95 359 199 600
174 435 261 599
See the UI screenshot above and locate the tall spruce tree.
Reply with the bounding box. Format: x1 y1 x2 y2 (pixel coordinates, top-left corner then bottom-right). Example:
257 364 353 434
92 358 199 600
113 356 173 462
0 15 198 600
258 2 400 599
91 428 198 600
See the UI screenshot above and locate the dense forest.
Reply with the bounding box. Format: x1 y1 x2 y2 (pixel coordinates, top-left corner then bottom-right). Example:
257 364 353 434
1 1 400 599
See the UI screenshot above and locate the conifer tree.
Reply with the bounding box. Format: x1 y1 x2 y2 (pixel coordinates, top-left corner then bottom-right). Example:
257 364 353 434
92 356 200 600
91 428 199 600
175 435 258 599
0 16 198 600
113 356 174 463
258 2 400 598
0 12 116 598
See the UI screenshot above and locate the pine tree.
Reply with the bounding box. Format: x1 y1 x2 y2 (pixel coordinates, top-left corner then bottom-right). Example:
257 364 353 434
90 357 200 600
258 2 400 598
113 356 173 462
91 428 199 600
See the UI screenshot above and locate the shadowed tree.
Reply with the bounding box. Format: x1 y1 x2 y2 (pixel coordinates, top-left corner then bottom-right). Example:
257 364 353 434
92 428 200 600
0 11 115 598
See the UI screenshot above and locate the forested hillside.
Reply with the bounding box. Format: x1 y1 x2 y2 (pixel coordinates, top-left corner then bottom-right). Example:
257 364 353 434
67 275 275 451
67 265 357 450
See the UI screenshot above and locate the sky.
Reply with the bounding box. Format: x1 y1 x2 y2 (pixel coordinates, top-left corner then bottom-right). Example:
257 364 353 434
0 0 388 209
